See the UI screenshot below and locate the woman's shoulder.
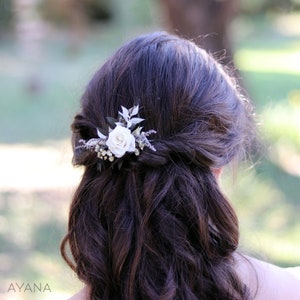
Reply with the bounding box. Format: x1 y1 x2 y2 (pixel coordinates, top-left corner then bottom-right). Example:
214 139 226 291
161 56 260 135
234 253 300 300
67 286 89 300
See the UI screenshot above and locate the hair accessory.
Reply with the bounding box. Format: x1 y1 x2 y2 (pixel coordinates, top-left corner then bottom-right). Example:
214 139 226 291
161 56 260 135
77 105 156 170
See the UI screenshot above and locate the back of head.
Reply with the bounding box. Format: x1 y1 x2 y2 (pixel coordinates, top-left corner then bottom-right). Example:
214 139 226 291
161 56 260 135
61 32 254 299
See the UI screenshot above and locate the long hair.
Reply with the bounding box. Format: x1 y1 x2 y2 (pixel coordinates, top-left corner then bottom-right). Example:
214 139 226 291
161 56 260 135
61 32 255 299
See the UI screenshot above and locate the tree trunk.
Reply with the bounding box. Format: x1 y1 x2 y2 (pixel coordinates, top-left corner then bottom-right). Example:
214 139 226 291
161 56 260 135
161 0 239 66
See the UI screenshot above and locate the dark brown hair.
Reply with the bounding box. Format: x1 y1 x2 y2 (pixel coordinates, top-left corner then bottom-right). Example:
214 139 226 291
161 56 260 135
61 32 255 299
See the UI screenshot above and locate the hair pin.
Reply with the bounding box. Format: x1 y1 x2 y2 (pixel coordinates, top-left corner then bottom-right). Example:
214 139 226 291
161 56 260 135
77 105 156 170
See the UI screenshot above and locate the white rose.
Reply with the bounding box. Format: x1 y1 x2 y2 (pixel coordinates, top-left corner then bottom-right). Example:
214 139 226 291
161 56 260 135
106 125 136 158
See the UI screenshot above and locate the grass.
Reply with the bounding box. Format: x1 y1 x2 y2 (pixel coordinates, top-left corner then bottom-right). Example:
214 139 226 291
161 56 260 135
229 14 300 266
0 10 300 298
0 190 84 299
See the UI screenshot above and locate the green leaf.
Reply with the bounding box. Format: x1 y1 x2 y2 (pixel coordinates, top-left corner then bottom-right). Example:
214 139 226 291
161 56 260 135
117 159 123 170
97 128 107 139
97 162 103 172
97 127 108 137
106 117 117 128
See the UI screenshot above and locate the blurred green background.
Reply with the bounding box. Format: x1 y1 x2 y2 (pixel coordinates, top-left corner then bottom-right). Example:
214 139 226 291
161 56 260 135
0 0 299 299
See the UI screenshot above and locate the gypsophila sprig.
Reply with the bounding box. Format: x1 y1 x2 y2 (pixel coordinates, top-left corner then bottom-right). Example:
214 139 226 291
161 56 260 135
76 105 156 170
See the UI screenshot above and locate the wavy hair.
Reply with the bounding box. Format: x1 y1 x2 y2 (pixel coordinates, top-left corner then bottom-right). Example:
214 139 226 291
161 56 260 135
61 32 255 299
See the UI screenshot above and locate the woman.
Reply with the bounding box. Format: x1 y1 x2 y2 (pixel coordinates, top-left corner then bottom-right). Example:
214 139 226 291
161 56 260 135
61 32 300 299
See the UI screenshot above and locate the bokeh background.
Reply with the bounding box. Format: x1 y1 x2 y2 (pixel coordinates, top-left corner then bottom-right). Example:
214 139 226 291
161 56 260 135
0 0 300 299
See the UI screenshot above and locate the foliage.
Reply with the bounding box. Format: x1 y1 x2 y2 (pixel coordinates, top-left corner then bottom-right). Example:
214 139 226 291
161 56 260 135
231 14 300 266
241 0 300 15
0 0 13 30
38 0 111 25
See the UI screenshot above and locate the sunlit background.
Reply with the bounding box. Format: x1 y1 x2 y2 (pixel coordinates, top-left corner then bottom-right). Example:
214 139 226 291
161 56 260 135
0 0 300 299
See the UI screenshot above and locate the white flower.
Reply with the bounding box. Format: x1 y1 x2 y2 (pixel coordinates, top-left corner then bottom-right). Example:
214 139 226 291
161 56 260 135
106 125 136 158
76 105 156 169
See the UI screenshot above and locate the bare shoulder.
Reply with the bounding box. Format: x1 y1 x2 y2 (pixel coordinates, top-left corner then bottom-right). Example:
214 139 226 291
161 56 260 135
68 286 89 300
234 253 300 300
286 266 300 279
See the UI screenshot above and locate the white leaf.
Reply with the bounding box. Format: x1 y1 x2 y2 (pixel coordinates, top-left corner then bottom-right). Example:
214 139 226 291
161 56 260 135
86 138 102 147
130 117 144 125
131 105 139 116
121 106 129 120
97 128 107 139
132 126 142 136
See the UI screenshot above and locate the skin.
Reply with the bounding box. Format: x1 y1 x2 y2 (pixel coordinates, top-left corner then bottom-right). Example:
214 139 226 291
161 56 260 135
68 286 89 300
235 255 300 300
